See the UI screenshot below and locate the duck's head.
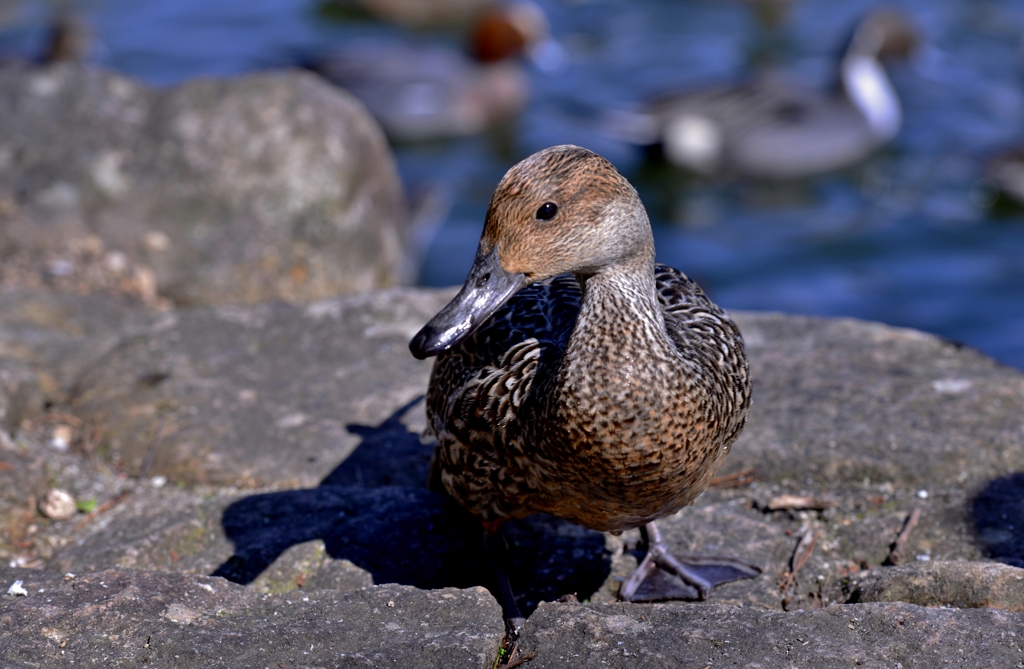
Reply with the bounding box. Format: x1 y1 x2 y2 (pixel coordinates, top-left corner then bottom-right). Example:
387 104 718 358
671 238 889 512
846 9 918 62
469 1 564 71
410 144 652 359
470 1 547 63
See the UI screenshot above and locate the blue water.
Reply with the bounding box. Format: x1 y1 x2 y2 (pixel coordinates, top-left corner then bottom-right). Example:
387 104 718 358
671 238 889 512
2 0 1022 368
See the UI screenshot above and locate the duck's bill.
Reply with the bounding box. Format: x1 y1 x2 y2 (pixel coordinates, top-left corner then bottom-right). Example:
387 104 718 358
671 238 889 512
409 246 528 359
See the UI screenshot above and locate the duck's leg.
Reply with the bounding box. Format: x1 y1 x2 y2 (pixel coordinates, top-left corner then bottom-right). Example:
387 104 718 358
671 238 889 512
482 521 527 633
619 521 761 602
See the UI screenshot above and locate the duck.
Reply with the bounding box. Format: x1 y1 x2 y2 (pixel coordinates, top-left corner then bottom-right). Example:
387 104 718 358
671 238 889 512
986 146 1024 207
308 1 561 142
319 0 497 30
612 9 917 179
409 145 760 624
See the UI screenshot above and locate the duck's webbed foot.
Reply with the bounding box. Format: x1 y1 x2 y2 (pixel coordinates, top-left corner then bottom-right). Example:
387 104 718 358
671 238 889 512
618 521 761 602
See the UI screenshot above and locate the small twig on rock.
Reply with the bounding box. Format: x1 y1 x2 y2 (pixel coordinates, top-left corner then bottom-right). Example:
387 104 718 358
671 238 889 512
767 495 835 511
505 651 536 668
883 507 921 566
74 490 131 531
137 418 166 479
709 468 757 489
31 413 83 427
778 528 819 591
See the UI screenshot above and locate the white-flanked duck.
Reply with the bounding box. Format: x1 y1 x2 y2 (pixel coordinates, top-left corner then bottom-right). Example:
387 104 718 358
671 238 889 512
615 9 917 178
410 145 759 624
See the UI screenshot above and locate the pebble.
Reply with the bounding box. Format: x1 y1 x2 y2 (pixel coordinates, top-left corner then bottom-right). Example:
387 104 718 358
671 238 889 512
7 580 28 596
39 489 77 520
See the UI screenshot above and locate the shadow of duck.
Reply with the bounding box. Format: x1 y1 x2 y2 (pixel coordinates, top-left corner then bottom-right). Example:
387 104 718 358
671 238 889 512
212 396 610 614
972 473 1024 569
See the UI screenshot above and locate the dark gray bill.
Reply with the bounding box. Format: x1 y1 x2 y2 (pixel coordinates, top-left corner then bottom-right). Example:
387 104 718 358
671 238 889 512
409 245 528 359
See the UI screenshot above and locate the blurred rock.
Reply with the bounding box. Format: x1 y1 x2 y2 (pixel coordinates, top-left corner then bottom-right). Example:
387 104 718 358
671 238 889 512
0 63 407 306
0 356 43 440
0 291 156 398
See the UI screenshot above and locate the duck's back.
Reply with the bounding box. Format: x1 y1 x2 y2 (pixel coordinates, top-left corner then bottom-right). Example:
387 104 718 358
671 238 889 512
426 264 750 530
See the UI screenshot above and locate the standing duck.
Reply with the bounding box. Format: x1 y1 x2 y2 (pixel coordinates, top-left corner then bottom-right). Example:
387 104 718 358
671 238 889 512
616 9 917 178
410 145 759 621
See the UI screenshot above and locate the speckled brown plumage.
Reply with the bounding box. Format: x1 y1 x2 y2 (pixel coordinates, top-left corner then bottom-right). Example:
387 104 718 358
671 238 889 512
419 145 751 535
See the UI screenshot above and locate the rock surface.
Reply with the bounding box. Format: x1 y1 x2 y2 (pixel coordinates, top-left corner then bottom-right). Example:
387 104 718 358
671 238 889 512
848 560 1024 611
0 566 503 668
0 63 407 307
67 289 451 486
518 599 1024 667
1 284 1023 667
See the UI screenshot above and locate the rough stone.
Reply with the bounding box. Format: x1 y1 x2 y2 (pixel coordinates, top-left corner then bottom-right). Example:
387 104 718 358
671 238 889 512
516 599 1024 668
0 63 407 306
45 486 237 577
0 291 157 397
847 560 1024 611
730 313 1024 489
68 289 451 486
0 356 42 440
0 566 505 668
1 289 1023 665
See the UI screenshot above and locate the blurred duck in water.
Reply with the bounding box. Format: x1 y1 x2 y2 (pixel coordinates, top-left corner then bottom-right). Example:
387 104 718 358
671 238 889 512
320 0 498 30
0 14 90 66
611 9 918 179
308 1 563 142
987 147 1024 207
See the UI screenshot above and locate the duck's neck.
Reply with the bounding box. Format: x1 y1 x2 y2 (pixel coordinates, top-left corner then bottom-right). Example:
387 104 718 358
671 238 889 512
558 257 675 401
840 53 901 141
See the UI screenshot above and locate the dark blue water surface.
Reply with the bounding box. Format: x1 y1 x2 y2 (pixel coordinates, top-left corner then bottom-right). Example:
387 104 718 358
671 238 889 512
2 0 1023 368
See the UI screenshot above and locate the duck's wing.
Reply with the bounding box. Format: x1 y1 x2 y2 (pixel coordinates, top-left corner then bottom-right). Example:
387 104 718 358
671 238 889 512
426 274 580 517
647 81 823 133
654 263 746 367
654 264 722 322
427 273 580 441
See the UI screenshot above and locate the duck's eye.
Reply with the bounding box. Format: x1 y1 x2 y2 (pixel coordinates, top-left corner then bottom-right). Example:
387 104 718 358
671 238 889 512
535 202 558 221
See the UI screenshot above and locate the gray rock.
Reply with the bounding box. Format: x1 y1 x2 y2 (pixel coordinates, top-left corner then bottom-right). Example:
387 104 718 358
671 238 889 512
847 560 1024 611
50 296 1024 608
731 313 1024 488
0 291 157 397
68 290 451 486
0 356 42 439
0 566 505 668
4 289 1024 664
0 63 407 306
516 599 1024 668
46 486 238 576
